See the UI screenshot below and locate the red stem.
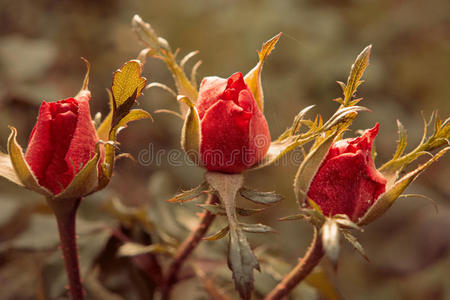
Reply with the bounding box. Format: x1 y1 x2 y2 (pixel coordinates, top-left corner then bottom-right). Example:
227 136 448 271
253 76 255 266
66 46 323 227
54 198 84 300
264 227 324 300
162 193 219 300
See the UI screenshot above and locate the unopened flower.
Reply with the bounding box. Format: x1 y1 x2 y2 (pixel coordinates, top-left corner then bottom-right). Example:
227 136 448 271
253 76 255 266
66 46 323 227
195 72 271 173
307 124 386 221
25 91 102 195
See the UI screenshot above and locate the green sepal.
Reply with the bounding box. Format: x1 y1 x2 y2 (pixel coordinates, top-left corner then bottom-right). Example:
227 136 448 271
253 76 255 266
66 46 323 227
359 146 450 226
178 95 202 165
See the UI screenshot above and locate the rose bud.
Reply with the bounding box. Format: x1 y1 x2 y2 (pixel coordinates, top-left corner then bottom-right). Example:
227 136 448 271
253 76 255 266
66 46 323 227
307 124 387 221
195 72 271 173
24 91 101 195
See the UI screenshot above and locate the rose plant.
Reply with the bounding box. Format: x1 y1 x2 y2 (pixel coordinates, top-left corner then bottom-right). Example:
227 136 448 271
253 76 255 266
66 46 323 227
0 59 150 300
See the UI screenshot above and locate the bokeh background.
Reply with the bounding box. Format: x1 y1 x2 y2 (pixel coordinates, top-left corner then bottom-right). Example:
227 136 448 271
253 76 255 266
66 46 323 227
0 0 449 299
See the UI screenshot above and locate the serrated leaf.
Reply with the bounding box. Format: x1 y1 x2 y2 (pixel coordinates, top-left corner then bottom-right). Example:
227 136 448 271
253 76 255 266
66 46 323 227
392 120 407 160
342 231 368 261
7 126 51 196
240 223 276 234
204 225 230 241
168 181 208 203
342 45 371 106
359 147 450 225
112 60 146 108
244 32 282 111
118 242 172 257
178 95 201 165
321 220 340 266
239 187 283 206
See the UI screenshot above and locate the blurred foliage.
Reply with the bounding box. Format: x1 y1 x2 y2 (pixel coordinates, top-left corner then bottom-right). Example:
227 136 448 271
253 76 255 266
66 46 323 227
0 0 449 299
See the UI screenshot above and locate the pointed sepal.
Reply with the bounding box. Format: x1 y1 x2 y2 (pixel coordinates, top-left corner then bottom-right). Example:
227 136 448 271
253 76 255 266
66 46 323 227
244 32 282 112
178 95 202 165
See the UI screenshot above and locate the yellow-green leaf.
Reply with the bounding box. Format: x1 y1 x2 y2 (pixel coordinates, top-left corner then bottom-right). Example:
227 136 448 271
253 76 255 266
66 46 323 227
342 45 371 106
204 225 230 241
112 60 146 107
244 33 282 112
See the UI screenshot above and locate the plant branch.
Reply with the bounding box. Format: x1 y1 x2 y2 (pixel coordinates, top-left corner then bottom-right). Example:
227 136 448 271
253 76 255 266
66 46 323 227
53 198 84 300
265 227 324 300
162 193 219 300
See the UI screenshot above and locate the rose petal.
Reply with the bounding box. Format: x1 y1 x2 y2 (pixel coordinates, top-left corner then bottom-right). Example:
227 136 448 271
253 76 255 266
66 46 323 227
196 76 227 119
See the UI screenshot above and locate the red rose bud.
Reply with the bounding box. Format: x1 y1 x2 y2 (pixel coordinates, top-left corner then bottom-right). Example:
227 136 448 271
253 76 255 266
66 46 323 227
307 124 387 221
25 92 100 194
196 72 271 173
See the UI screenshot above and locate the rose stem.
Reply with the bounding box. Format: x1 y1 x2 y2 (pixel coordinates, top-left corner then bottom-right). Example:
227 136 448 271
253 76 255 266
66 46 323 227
54 198 84 300
162 193 219 300
264 227 324 300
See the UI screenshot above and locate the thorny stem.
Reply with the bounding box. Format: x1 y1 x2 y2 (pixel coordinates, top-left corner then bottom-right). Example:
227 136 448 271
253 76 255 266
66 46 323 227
265 227 324 300
162 193 219 300
53 198 84 300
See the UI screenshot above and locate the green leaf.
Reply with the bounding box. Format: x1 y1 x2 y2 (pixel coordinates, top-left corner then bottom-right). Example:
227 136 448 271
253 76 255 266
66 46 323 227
239 188 283 206
240 223 276 234
359 146 450 226
7 126 51 196
278 213 312 222
168 182 208 203
203 225 230 241
118 242 172 257
244 32 282 111
178 95 201 165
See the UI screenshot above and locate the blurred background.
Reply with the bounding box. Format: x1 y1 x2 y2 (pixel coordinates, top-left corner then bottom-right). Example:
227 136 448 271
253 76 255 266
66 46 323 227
0 0 449 299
